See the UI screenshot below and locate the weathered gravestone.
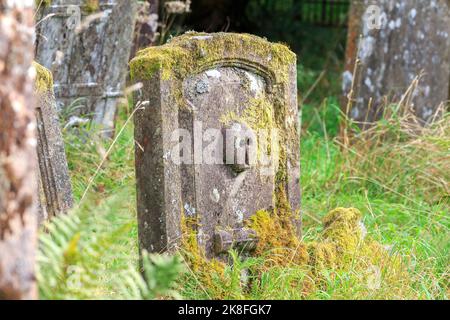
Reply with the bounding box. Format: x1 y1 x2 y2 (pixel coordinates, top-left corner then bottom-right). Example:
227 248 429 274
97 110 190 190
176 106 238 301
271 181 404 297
35 0 138 137
343 0 450 125
131 33 301 258
34 62 73 223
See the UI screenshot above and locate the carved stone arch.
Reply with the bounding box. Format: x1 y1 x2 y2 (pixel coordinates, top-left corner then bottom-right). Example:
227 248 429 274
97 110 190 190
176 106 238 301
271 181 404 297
195 58 277 92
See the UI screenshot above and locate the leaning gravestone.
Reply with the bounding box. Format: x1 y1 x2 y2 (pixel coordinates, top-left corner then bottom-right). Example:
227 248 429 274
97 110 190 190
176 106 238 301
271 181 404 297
35 0 138 137
131 33 301 258
34 62 73 223
343 0 450 124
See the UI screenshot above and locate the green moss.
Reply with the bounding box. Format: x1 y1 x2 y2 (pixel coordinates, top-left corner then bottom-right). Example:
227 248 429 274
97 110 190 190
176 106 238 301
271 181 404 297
38 0 99 12
179 215 228 297
218 91 298 220
307 241 337 269
133 33 307 280
220 94 279 164
84 0 100 13
178 205 378 299
248 209 309 266
36 0 51 7
245 206 408 293
33 62 53 93
221 95 275 131
131 33 298 219
130 46 191 81
130 32 295 83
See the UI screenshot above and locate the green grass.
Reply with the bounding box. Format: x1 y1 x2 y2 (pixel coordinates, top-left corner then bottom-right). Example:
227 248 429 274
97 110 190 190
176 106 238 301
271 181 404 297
300 135 449 299
37 93 449 300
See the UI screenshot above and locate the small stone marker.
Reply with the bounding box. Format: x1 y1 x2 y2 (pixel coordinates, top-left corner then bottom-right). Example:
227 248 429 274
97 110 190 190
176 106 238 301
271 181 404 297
131 33 301 258
343 0 450 124
35 0 138 137
34 62 73 223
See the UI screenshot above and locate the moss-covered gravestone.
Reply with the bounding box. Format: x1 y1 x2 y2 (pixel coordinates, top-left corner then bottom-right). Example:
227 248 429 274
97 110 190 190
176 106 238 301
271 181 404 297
34 63 73 223
35 0 138 137
131 33 301 258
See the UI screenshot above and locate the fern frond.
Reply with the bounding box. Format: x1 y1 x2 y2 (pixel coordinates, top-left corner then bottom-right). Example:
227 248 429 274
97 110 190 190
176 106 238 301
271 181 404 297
37 188 184 300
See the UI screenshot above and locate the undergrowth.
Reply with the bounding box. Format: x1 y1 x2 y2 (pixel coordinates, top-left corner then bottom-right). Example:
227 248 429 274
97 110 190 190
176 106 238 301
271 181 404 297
37 187 185 300
36 89 449 300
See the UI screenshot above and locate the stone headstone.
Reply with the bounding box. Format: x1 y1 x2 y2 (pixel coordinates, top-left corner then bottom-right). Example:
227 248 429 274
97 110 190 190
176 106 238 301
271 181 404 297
35 0 138 137
131 33 301 258
34 63 73 224
343 0 450 125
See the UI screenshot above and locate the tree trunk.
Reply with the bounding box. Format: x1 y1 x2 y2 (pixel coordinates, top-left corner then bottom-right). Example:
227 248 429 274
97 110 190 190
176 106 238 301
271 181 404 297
343 0 450 125
0 1 38 300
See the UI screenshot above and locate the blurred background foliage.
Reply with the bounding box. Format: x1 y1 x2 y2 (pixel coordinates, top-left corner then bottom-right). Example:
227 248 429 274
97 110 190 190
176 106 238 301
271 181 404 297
165 0 350 135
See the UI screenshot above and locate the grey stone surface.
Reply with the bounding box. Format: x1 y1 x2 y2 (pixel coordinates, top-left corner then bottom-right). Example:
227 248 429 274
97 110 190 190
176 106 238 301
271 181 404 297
35 0 138 137
132 33 301 258
35 64 73 223
344 0 450 125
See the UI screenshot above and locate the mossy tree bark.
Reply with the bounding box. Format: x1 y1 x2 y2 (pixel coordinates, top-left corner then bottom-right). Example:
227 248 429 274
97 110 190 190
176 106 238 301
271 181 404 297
0 1 38 300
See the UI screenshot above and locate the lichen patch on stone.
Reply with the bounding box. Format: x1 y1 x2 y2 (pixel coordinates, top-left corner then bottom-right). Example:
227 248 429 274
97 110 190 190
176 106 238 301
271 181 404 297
33 62 53 93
